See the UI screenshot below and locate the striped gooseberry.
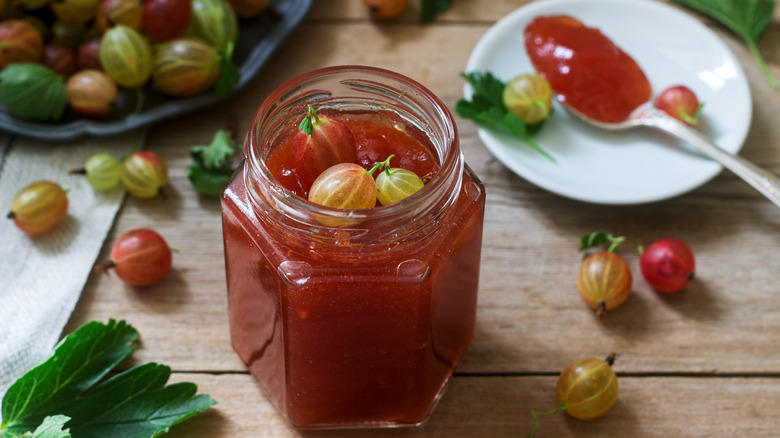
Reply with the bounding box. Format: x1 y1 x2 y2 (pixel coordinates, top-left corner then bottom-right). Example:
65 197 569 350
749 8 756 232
96 228 172 286
639 238 696 293
96 0 143 32
502 73 553 125
308 162 382 210
66 70 118 118
577 231 632 318
71 153 123 190
0 20 43 68
42 44 78 76
656 85 703 126
99 25 153 88
152 38 220 97
527 353 619 437
293 106 358 190
121 151 169 198
188 0 238 50
374 154 424 205
7 181 68 235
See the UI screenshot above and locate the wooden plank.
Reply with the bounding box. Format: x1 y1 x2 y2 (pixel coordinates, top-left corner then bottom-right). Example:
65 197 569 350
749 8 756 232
163 373 780 437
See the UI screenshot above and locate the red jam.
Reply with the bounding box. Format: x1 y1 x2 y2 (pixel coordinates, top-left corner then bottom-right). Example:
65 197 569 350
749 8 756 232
524 15 652 123
221 67 485 429
267 110 439 199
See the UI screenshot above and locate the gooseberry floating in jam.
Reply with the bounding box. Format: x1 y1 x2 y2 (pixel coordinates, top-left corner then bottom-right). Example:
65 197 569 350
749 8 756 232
293 105 359 190
375 154 425 205
308 161 383 210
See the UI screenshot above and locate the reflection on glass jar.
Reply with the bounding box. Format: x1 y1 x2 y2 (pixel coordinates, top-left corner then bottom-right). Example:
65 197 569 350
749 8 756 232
221 65 485 429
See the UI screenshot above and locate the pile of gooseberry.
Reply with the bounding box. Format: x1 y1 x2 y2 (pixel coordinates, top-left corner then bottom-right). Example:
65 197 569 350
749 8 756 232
294 105 427 210
0 0 267 121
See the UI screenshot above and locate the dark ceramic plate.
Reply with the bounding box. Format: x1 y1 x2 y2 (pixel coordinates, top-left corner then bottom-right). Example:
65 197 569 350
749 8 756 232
0 0 312 141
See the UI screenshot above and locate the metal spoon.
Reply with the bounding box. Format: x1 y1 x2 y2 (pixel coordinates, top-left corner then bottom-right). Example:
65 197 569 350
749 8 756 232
563 101 780 208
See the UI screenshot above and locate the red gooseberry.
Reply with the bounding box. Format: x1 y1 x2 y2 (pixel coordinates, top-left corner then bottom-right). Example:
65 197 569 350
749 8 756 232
639 238 695 293
96 228 173 286
293 105 358 190
656 85 703 126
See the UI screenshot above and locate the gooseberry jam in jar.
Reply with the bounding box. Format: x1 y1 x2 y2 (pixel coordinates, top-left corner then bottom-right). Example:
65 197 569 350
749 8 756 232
221 66 485 429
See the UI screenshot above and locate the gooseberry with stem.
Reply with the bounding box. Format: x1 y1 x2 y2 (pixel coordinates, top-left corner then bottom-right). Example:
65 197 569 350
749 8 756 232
95 228 173 286
656 85 703 126
577 231 632 318
639 238 696 293
374 154 424 205
308 161 383 210
121 151 169 199
527 353 619 437
7 181 68 235
0 20 44 68
502 73 553 125
71 153 122 190
293 105 358 190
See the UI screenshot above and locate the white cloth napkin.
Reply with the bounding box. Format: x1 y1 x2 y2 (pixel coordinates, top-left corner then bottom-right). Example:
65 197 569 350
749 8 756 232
0 130 144 398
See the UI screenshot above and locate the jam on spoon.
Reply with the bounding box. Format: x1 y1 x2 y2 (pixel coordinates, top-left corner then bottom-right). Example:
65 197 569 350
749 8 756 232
524 15 652 124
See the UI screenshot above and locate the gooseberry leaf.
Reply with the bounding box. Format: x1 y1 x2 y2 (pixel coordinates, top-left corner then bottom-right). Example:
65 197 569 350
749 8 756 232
673 0 777 88
579 231 625 253
190 129 237 169
420 0 451 22
188 129 238 196
16 416 71 438
0 64 68 122
1 320 138 434
0 320 216 438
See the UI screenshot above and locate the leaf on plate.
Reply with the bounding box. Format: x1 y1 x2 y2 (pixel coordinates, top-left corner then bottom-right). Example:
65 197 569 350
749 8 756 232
0 64 68 122
673 0 777 89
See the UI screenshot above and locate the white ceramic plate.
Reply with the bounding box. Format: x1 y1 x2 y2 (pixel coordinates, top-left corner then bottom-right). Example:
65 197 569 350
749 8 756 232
464 0 752 204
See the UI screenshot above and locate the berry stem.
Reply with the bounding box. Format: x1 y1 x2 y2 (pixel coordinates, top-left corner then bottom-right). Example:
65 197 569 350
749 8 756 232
605 352 617 366
596 301 606 319
94 259 116 275
526 404 567 438
69 168 87 175
7 211 15 220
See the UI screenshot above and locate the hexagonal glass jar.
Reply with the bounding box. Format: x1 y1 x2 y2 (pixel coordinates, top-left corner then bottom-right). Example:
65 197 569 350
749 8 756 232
220 66 485 429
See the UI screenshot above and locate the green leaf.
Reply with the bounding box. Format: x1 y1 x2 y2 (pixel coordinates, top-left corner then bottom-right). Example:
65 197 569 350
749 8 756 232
420 0 451 22
673 0 777 88
187 165 234 197
457 71 555 162
215 42 241 99
0 64 68 122
1 320 138 435
579 231 625 253
17 416 71 438
190 130 237 169
188 129 239 197
59 363 216 438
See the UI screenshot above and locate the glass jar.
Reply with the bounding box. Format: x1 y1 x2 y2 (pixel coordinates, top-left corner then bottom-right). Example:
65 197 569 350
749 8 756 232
221 65 485 429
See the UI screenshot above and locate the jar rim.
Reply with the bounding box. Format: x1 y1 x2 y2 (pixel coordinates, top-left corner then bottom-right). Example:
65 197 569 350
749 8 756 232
244 65 461 224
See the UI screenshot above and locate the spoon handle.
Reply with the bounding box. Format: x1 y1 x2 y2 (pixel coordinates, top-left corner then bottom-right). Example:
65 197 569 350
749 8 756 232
643 108 780 208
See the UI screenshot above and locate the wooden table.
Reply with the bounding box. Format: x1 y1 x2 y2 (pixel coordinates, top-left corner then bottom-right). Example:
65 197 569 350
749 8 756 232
58 1 780 436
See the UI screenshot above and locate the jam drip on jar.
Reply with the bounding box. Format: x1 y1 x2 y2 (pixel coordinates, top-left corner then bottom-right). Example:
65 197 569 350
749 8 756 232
524 15 652 123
